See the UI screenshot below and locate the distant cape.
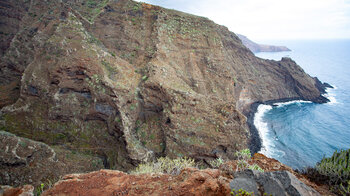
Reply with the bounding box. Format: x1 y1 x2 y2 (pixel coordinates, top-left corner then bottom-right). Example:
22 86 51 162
237 34 291 53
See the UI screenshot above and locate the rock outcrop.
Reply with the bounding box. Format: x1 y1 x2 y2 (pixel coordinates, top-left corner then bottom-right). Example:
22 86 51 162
230 170 320 196
0 131 104 187
41 154 334 196
42 168 231 196
0 185 34 196
0 0 329 184
237 34 291 53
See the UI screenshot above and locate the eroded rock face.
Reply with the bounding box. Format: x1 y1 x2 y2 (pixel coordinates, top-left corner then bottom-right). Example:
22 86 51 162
0 0 329 174
0 131 58 186
0 131 104 187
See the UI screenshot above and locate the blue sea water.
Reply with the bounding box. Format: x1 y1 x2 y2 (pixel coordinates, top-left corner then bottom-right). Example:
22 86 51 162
254 39 350 169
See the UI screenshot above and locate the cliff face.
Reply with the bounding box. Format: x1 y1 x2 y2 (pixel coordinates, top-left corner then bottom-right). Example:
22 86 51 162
237 34 291 53
0 0 328 182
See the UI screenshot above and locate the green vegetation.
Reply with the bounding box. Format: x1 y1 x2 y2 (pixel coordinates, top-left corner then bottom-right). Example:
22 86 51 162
303 149 350 195
131 149 264 177
248 164 264 172
208 157 225 168
230 188 271 196
28 12 37 17
88 34 102 45
86 0 98 8
190 116 202 124
120 51 136 63
129 104 137 110
235 149 264 172
131 156 195 175
34 180 54 196
80 0 109 23
35 183 45 196
141 75 148 81
316 149 349 182
132 3 142 11
230 188 254 196
101 60 117 79
135 116 164 153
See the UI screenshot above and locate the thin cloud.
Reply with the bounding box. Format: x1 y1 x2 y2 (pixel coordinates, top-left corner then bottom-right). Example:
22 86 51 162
135 0 350 40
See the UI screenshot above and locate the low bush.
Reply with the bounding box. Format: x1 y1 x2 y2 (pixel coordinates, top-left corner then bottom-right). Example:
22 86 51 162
131 149 265 176
235 149 264 172
209 157 225 168
131 156 195 175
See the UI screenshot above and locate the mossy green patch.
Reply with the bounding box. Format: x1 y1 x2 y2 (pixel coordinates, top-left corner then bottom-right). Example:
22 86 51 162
135 116 164 153
67 0 110 23
0 100 125 169
101 60 117 79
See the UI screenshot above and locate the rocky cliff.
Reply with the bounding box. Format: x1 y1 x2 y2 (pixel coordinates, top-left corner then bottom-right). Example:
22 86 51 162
41 154 333 196
237 34 291 53
0 0 329 186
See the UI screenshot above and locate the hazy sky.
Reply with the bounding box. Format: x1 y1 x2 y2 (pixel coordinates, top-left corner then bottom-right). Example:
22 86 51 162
135 0 350 40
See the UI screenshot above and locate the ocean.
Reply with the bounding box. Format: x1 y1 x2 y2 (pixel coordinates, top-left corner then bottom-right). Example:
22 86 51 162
254 39 350 169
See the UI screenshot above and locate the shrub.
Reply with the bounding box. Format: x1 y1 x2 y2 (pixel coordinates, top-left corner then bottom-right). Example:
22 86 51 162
209 157 225 168
316 149 349 183
248 164 264 172
235 148 251 161
230 188 254 196
303 149 350 195
34 179 54 196
131 156 195 175
235 149 264 172
142 75 148 81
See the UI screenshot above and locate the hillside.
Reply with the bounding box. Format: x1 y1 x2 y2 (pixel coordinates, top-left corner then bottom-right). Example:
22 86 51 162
0 0 329 187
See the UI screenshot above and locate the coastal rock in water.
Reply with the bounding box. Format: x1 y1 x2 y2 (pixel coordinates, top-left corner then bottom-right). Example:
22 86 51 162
230 170 321 196
0 0 330 176
237 34 291 53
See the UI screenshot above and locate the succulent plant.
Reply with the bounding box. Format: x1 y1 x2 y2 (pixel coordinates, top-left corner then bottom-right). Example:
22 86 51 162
316 149 349 184
314 149 350 195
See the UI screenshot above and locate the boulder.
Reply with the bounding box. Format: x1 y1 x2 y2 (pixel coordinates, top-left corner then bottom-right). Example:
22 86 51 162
230 170 321 196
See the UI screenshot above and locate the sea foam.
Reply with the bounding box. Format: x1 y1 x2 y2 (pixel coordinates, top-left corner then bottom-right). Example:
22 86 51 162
274 100 312 108
253 104 273 157
324 86 338 105
254 100 312 158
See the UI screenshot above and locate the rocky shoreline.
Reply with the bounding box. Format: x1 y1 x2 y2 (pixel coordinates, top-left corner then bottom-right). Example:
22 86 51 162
246 82 332 157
